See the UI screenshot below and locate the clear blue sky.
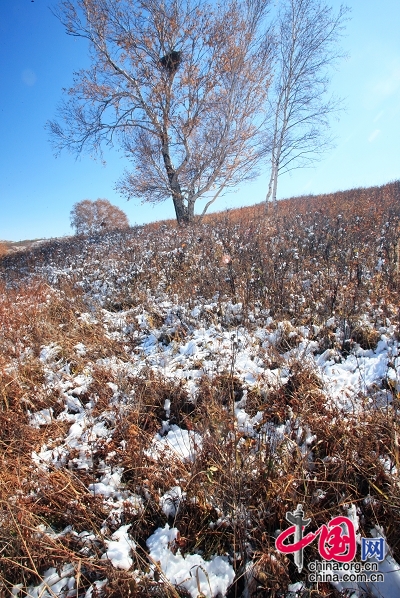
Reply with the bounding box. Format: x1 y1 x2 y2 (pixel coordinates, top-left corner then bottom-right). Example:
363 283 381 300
0 0 399 241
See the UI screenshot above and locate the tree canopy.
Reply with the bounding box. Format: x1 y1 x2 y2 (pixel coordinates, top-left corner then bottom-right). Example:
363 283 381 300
264 0 348 208
49 0 271 225
70 198 129 234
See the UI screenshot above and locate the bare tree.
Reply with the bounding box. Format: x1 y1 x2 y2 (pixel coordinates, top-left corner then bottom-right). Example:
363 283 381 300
264 0 348 210
48 0 272 225
70 198 129 234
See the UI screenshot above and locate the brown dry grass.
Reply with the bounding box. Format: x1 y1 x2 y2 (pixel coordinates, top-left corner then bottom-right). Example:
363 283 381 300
0 181 399 596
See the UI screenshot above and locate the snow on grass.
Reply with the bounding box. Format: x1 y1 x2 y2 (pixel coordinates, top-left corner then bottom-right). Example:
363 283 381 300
2 189 400 597
146 524 235 598
160 486 185 518
318 337 398 409
145 424 203 462
25 305 400 596
101 524 136 570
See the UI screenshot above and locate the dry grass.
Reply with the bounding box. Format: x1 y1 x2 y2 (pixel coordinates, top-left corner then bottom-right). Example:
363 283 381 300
0 181 399 596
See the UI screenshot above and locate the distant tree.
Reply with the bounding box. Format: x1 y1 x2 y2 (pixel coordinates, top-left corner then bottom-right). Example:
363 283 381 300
70 199 129 235
48 0 271 226
264 0 348 210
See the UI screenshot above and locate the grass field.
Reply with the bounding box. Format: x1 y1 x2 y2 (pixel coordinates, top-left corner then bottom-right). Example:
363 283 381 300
0 181 399 597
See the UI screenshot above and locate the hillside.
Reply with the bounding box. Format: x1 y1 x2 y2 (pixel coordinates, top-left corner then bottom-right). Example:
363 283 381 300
0 182 400 597
0 238 51 255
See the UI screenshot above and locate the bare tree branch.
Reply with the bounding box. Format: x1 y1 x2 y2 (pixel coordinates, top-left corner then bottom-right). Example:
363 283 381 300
264 0 349 210
48 0 272 225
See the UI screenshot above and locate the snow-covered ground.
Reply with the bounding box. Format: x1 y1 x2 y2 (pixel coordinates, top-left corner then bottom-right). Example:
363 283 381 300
1 188 400 597
19 299 399 597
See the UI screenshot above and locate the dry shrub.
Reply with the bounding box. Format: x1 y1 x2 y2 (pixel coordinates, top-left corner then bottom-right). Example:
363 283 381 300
0 499 106 594
0 356 47 412
1 366 399 596
246 552 291 597
101 562 189 598
0 182 399 596
244 386 269 419
30 468 108 531
273 321 302 352
351 325 381 350
116 370 194 433
1 181 399 327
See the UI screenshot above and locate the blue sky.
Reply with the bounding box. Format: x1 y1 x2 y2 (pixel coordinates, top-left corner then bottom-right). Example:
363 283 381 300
0 0 399 241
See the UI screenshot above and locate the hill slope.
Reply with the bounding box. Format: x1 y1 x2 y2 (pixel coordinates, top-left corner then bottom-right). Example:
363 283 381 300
0 182 399 597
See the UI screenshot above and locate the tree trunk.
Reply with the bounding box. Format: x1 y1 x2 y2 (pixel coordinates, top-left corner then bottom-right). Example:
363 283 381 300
161 137 191 226
271 165 279 209
187 197 195 222
172 193 190 226
265 134 282 213
265 161 278 213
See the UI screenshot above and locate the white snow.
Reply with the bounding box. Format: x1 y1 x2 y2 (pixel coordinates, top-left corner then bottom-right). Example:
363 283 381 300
146 425 203 462
146 524 235 598
7 228 399 598
160 486 185 517
101 524 136 570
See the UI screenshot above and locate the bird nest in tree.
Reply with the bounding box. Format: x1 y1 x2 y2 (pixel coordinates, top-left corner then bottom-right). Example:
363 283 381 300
160 50 182 74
